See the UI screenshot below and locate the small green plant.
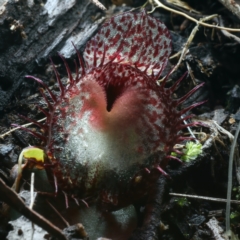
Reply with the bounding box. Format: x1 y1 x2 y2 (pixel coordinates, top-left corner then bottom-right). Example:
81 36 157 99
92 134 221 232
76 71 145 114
233 186 240 200
230 210 240 224
230 211 240 220
174 197 190 207
171 141 202 162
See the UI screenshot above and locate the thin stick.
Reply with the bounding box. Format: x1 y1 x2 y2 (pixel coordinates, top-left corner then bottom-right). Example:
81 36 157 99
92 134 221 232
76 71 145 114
226 121 240 238
47 200 70 227
169 193 240 204
30 172 35 240
181 116 199 144
0 117 46 139
186 62 197 85
218 16 240 43
89 0 106 10
151 0 240 32
30 173 35 209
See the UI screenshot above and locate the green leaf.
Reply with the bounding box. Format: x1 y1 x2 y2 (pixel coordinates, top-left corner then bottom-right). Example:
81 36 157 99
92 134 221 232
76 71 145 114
22 147 45 163
181 142 202 162
174 197 190 207
230 211 240 219
171 141 202 163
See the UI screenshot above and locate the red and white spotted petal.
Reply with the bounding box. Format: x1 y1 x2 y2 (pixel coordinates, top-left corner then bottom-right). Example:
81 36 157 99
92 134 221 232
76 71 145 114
49 63 174 182
84 11 171 78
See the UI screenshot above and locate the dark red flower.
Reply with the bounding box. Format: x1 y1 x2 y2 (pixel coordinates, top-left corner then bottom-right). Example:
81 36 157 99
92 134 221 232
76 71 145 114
24 11 203 211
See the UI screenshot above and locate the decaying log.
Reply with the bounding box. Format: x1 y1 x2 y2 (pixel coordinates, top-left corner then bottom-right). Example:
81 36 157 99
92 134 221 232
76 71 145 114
0 0 105 112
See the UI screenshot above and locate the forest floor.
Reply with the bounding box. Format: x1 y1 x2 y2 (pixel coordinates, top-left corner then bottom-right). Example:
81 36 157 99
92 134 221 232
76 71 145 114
0 0 240 239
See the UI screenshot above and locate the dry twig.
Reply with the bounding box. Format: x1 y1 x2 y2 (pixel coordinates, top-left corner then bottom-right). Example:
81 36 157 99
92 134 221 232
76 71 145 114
47 200 70 227
151 0 240 32
89 0 106 10
218 16 240 43
0 117 46 139
30 173 36 240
